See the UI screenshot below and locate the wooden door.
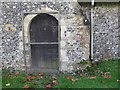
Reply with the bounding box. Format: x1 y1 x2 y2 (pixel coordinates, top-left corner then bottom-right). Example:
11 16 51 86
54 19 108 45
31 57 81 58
29 13 59 73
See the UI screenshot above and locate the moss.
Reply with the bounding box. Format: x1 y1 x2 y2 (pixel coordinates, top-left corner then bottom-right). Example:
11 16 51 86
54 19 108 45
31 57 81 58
79 2 118 7
95 2 118 7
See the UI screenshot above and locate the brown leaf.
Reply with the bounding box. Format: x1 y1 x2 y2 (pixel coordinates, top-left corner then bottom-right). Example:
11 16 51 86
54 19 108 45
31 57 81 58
45 83 52 88
23 75 36 82
23 85 29 88
38 72 44 76
102 75 112 78
30 76 36 79
67 76 73 80
36 75 43 78
15 71 20 75
88 76 96 79
26 76 32 81
29 71 33 75
79 74 84 76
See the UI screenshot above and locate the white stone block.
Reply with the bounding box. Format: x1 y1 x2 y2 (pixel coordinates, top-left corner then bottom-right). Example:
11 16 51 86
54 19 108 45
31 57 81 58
19 31 23 37
60 50 68 62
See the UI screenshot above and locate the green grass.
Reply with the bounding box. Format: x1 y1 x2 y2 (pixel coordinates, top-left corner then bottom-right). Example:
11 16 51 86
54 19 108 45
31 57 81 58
2 59 120 89
0 69 2 90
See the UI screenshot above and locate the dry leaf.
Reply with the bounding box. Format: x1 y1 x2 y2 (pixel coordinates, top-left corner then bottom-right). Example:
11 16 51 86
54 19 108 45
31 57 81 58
15 71 20 75
79 74 84 76
67 76 73 80
117 80 120 82
52 80 58 85
23 85 29 88
6 83 10 86
36 75 43 78
52 76 57 80
30 76 36 79
88 76 96 79
23 75 36 82
38 72 44 76
71 78 76 82
102 75 112 78
26 76 32 81
45 83 52 88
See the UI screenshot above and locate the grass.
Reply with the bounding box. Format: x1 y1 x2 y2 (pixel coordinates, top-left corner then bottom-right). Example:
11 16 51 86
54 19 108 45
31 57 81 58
2 59 120 89
0 69 2 90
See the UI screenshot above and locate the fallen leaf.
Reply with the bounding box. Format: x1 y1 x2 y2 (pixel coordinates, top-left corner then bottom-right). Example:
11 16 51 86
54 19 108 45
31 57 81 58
67 76 73 80
23 75 36 82
25 76 32 81
71 78 76 82
45 83 52 88
15 71 20 75
79 74 84 76
96 69 101 73
52 76 57 80
102 75 112 78
88 76 96 79
30 76 36 79
101 72 112 78
117 80 120 82
36 75 43 78
71 78 79 82
38 72 44 76
6 83 10 86
52 80 58 85
23 85 29 88
104 72 111 75
29 71 33 75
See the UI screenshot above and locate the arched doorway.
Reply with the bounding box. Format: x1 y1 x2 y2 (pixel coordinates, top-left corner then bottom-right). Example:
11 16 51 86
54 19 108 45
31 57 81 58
29 13 59 73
